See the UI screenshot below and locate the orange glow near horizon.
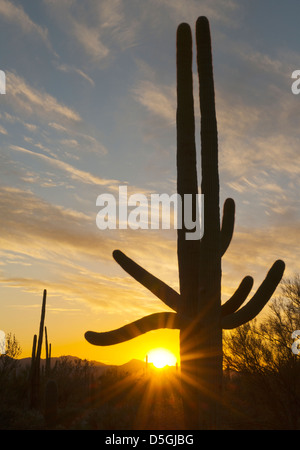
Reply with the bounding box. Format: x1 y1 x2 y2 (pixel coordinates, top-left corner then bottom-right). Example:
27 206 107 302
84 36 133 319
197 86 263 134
14 328 181 367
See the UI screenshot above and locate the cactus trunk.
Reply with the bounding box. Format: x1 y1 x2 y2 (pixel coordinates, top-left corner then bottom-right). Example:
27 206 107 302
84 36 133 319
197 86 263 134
176 18 222 428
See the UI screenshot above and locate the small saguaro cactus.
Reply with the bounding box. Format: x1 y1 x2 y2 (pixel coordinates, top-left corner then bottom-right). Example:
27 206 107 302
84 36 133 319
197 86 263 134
85 17 285 429
29 289 47 409
45 326 52 377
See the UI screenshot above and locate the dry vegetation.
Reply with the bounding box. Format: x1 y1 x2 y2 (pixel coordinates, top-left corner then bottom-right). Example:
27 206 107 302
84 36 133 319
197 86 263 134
0 276 299 430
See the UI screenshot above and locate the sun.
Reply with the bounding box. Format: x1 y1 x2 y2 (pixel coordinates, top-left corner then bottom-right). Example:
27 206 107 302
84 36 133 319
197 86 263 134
147 348 177 369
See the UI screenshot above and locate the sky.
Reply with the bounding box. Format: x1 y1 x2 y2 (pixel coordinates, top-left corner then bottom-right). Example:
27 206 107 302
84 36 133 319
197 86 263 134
0 0 299 365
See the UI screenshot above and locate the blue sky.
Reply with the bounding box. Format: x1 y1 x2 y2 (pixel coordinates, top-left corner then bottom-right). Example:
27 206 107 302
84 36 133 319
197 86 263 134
0 0 299 364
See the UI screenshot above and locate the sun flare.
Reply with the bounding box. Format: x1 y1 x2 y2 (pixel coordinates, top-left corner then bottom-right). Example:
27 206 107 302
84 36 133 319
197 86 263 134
147 348 177 369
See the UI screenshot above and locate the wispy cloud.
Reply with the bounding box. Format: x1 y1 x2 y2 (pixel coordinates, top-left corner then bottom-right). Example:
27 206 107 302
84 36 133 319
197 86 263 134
44 0 110 61
152 0 240 27
216 85 300 179
223 223 299 285
241 49 284 74
44 0 138 63
56 63 95 87
6 71 81 124
132 80 176 124
0 124 8 135
0 0 53 52
0 185 178 313
0 186 105 259
0 178 296 317
71 20 109 61
9 145 118 187
96 0 138 50
1 112 39 133
1 182 295 315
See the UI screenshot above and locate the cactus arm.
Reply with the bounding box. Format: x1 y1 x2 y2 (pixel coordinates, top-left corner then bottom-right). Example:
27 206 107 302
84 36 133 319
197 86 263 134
200 197 234 258
220 198 235 256
196 17 221 323
28 334 37 384
197 17 220 244
84 312 180 346
45 326 49 360
221 276 253 317
176 23 200 304
112 250 180 311
176 23 198 206
222 260 285 329
31 334 37 364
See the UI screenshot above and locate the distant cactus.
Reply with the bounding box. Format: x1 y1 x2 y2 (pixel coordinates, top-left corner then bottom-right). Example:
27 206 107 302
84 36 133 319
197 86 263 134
44 379 58 428
29 334 37 384
45 326 51 377
29 289 47 409
85 17 285 429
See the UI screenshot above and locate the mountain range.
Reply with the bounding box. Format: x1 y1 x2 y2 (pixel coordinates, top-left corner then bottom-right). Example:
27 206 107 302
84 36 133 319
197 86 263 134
15 356 148 376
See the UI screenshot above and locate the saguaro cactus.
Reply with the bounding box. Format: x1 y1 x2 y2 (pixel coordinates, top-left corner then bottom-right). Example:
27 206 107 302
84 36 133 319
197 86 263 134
45 326 52 377
85 17 285 429
30 289 47 409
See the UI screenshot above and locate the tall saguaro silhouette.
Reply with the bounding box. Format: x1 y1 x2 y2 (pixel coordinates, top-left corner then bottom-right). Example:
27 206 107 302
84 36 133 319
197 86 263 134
85 17 285 429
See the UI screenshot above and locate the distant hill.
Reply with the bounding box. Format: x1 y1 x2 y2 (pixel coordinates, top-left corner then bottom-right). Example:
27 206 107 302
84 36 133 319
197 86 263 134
15 355 147 376
116 358 147 373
